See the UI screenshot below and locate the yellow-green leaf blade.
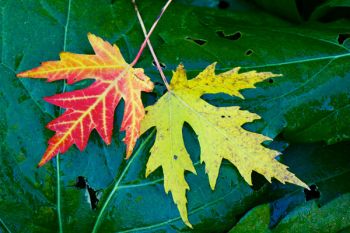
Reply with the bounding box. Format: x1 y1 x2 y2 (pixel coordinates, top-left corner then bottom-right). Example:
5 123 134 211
141 63 307 227
142 93 196 227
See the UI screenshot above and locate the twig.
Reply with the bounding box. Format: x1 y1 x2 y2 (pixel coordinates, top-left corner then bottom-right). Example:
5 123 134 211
130 1 172 85
130 0 172 66
131 0 171 90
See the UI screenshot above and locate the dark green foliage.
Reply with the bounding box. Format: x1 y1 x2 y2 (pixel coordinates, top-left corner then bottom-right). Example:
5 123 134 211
0 0 349 232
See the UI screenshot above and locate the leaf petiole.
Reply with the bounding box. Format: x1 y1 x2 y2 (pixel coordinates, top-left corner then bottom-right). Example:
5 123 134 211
130 0 172 91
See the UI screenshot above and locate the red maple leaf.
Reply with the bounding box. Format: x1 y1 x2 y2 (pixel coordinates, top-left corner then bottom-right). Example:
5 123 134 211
17 33 154 166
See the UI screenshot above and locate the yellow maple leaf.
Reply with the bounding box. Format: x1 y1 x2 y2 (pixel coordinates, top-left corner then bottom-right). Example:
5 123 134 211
141 63 308 227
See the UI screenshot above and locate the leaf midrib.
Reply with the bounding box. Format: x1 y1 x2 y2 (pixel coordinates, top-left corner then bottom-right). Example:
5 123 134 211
91 129 156 233
117 182 245 233
0 216 12 233
56 0 72 232
171 91 247 152
295 102 350 138
43 65 131 160
244 53 350 69
118 165 350 232
4 52 349 120
248 57 336 136
179 53 350 72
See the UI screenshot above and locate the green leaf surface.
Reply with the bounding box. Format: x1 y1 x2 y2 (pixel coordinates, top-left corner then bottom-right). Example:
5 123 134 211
310 0 350 20
249 0 350 22
229 194 350 233
1 0 350 232
172 7 350 144
249 0 303 22
0 2 265 232
269 142 350 215
230 140 350 232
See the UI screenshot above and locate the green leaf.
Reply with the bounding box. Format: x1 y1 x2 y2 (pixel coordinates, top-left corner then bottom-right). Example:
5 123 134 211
249 0 303 22
229 140 350 232
310 0 350 20
229 194 350 233
249 0 350 22
1 0 350 232
0 2 265 231
160 5 350 144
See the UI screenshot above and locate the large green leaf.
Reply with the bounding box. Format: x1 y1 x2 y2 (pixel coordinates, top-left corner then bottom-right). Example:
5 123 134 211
249 0 303 22
249 0 350 21
0 1 264 232
310 0 350 20
160 6 350 143
229 140 350 232
229 194 350 233
1 0 350 232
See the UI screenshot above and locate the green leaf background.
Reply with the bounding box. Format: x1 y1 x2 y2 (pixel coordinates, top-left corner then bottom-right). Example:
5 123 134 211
0 0 349 232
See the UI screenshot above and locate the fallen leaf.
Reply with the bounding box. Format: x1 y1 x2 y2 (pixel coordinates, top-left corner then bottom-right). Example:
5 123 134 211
141 63 308 227
17 33 154 166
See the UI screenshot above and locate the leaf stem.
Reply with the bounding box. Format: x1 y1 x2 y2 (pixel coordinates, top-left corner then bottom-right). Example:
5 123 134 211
131 0 171 90
130 0 172 72
0 217 12 233
55 0 72 229
56 75 67 233
56 155 63 233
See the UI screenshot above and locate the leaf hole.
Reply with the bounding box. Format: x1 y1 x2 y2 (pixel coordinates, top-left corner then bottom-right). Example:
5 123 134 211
87 186 99 210
245 49 253 56
152 60 166 69
75 176 87 189
218 0 230 9
154 82 164 86
185 37 207 46
173 155 178 160
221 115 225 118
216 30 241 41
251 171 269 190
304 184 320 201
338 33 350 45
74 176 99 210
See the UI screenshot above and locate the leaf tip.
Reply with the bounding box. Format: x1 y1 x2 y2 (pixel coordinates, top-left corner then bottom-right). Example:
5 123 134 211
16 71 27 78
209 182 216 191
125 151 132 159
43 96 54 104
87 32 100 45
37 158 47 168
236 92 245 99
185 220 193 228
176 63 185 70
296 179 310 190
87 32 95 39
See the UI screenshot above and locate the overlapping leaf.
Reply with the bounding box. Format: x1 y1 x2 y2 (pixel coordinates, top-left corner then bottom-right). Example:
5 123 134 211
229 194 350 232
17 33 154 166
141 64 308 227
